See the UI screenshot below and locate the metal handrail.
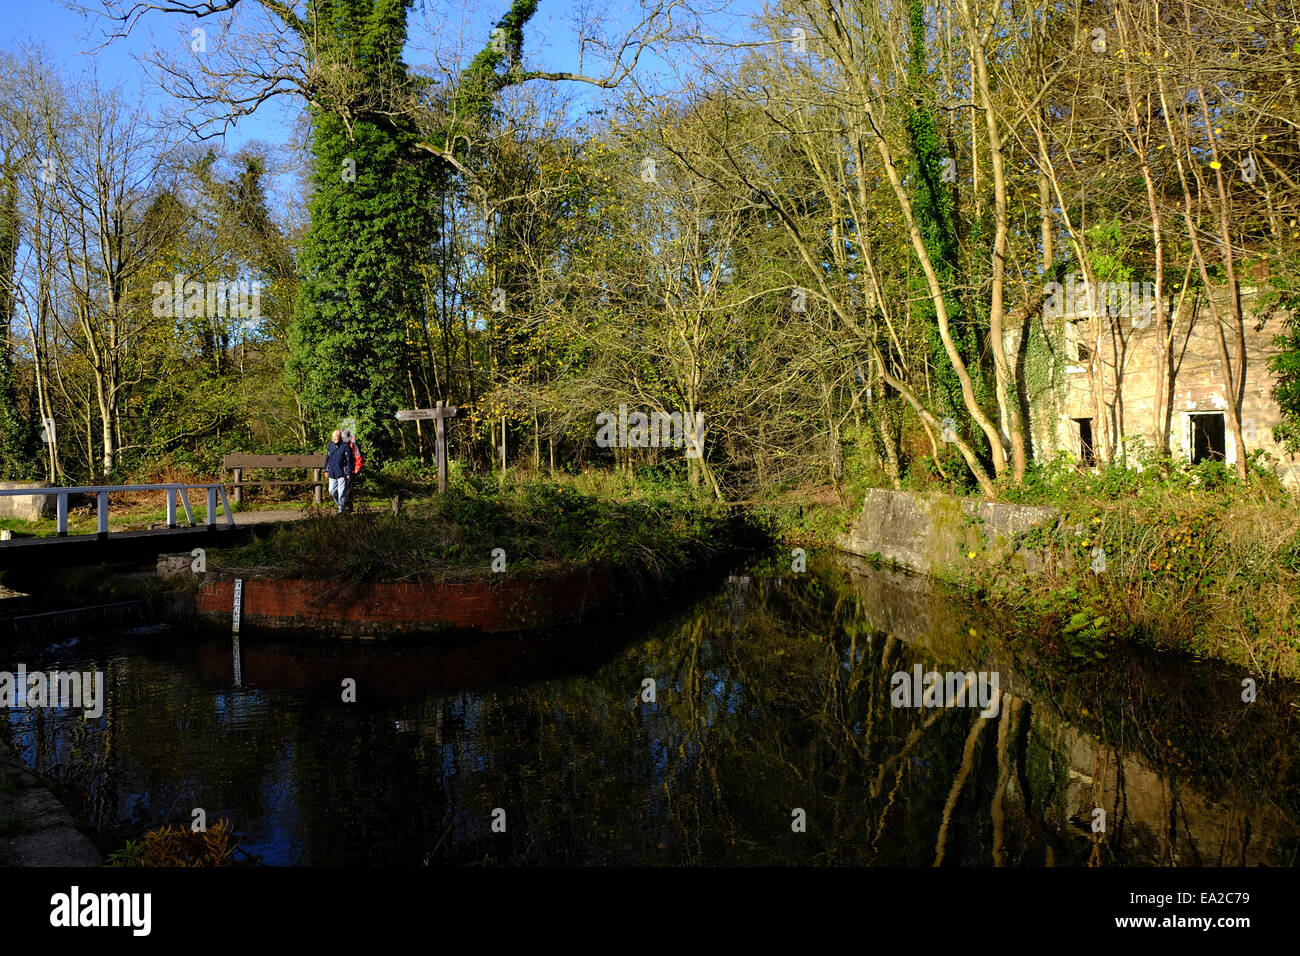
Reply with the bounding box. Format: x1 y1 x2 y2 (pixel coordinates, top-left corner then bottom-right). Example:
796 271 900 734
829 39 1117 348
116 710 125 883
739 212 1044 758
0 483 235 537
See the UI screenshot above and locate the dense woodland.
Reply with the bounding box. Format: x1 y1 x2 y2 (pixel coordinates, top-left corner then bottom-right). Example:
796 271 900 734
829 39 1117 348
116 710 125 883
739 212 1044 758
2 0 1300 500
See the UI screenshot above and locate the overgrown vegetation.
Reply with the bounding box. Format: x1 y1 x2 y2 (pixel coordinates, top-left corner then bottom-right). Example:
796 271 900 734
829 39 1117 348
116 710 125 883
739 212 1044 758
922 454 1300 678
2 0 1297 498
0 1 1295 678
211 472 766 584
756 445 1300 676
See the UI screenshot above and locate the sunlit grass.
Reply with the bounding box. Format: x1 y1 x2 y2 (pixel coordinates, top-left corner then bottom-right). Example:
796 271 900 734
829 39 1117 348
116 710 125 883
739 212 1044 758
211 477 763 583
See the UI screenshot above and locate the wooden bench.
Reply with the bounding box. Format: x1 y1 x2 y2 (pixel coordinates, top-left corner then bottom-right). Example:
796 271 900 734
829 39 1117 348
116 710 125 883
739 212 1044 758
222 454 327 506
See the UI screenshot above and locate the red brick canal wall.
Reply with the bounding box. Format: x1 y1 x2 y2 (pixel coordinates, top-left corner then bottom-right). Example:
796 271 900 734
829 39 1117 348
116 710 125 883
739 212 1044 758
193 570 618 636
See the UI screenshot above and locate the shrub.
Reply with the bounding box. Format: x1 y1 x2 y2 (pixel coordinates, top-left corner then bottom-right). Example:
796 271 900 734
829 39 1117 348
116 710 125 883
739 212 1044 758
107 820 241 867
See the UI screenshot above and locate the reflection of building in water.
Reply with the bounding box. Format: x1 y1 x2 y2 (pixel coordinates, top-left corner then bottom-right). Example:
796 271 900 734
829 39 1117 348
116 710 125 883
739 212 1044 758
1045 719 1286 866
838 555 1297 866
394 698 445 748
726 574 750 620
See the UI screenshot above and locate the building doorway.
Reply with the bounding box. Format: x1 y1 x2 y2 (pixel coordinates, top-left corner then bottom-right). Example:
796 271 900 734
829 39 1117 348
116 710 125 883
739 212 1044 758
1188 412 1227 464
1073 417 1096 467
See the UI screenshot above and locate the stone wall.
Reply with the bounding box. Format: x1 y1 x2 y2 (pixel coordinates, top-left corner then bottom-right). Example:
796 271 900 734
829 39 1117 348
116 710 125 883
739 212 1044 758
0 744 102 866
837 488 1061 576
0 482 54 521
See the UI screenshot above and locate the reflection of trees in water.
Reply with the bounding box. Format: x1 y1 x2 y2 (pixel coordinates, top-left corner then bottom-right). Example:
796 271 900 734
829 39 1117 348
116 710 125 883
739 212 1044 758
692 579 993 864
279 572 1007 864
17 650 299 851
10 559 1298 865
360 561 1297 865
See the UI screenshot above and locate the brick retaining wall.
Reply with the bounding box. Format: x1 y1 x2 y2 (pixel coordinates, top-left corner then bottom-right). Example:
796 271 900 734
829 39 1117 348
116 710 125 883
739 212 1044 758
193 570 618 636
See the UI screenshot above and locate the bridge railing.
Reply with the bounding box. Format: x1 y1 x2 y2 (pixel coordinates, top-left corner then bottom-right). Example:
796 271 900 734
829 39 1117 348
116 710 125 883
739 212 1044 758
0 484 235 538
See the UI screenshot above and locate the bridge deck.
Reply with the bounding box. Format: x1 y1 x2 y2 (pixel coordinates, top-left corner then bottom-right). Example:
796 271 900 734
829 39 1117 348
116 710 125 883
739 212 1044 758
0 509 311 586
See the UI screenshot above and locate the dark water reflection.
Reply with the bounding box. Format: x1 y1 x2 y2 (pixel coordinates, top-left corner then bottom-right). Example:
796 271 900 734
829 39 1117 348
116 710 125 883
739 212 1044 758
3 555 1298 866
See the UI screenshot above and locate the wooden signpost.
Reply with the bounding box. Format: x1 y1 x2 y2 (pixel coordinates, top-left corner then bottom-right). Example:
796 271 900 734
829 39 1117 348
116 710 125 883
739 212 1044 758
396 400 458 493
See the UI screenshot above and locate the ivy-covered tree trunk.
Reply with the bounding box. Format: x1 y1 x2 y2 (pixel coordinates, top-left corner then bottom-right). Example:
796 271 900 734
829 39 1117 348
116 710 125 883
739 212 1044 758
287 0 431 459
288 0 539 462
0 166 34 479
903 0 990 471
290 111 434 458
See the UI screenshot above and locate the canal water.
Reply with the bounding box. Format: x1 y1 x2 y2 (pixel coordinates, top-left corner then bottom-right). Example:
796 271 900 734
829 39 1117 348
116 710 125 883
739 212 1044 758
3 554 1297 865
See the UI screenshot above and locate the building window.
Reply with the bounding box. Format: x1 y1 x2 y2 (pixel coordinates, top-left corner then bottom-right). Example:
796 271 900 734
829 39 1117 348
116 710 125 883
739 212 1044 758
1189 413 1226 464
1073 417 1096 466
1066 320 1092 367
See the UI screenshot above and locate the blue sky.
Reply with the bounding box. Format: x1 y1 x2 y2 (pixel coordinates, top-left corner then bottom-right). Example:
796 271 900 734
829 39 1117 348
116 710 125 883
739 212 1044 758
2 0 764 235
3 0 764 158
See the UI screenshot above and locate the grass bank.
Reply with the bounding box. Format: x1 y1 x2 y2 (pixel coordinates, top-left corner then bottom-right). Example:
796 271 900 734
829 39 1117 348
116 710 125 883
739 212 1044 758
208 474 768 588
971 457 1300 678
774 453 1300 679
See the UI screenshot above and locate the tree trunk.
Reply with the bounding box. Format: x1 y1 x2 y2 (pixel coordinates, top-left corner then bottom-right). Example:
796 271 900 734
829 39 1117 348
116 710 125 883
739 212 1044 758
960 0 1026 480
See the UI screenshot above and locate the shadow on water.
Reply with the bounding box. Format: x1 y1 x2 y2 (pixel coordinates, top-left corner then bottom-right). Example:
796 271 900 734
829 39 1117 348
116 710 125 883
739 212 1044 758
2 555 1297 866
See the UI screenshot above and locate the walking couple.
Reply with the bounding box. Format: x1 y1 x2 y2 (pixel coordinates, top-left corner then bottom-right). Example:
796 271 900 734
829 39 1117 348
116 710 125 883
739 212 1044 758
325 429 363 514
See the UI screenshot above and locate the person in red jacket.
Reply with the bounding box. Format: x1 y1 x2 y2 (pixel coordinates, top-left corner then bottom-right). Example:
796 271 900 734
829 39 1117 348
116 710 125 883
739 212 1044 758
345 436 363 513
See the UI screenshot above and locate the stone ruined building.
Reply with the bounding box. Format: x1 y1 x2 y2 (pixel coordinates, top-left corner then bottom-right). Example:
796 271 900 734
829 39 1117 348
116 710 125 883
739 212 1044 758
1009 275 1298 484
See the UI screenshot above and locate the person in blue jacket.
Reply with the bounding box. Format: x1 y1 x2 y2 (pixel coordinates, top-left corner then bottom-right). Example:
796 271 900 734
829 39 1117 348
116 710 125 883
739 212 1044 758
324 429 354 515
